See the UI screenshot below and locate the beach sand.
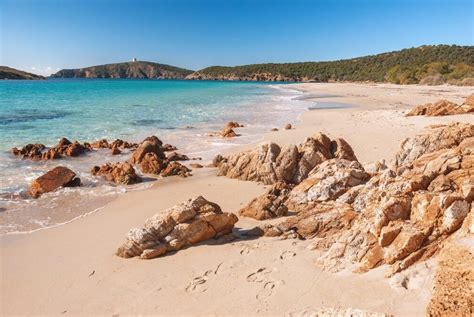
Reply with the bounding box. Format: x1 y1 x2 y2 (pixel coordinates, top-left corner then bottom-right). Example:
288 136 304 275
1 83 473 316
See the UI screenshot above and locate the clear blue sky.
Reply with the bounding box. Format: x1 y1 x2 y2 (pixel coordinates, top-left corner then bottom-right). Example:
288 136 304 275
1 0 473 75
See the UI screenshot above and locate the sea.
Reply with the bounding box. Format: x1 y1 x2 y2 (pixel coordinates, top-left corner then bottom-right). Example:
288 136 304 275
0 79 315 234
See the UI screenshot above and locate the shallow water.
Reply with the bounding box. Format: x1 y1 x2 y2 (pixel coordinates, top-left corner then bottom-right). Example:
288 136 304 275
0 79 312 234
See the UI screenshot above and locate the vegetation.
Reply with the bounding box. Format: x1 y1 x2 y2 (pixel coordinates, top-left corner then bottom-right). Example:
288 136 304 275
51 61 194 79
191 45 474 84
0 66 45 80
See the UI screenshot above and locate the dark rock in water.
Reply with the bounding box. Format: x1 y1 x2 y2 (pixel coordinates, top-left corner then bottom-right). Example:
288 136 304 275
162 144 178 152
11 143 46 160
28 166 80 198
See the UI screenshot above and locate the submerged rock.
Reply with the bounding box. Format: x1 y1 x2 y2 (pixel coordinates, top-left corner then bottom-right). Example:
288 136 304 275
116 196 238 259
28 166 81 198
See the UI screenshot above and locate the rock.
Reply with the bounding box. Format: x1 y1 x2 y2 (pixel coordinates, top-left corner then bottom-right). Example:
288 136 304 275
330 138 358 161
286 159 370 211
41 148 61 160
91 139 109 149
130 141 165 164
166 152 189 162
64 141 87 157
142 135 163 147
271 128 278 132
239 182 293 220
394 123 474 166
91 162 141 185
406 96 474 116
190 163 203 168
111 147 121 155
225 121 243 129
284 123 292 130
217 133 356 185
11 143 46 160
263 202 357 239
57 137 72 147
28 166 81 198
140 152 165 174
161 143 177 152
220 127 237 138
244 123 474 276
382 224 427 264
116 196 238 259
160 162 191 177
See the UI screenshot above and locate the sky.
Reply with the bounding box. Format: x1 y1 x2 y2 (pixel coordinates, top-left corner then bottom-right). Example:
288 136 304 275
1 0 473 76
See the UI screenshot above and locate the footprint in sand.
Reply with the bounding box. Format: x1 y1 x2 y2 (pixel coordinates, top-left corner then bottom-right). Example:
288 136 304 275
279 250 296 260
246 267 272 283
247 267 285 300
186 262 224 293
239 243 259 255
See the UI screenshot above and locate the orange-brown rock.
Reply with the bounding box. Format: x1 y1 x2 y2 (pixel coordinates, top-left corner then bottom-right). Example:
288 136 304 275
28 166 81 198
130 140 165 164
284 123 292 130
220 127 237 138
216 133 357 185
249 123 473 276
160 162 191 178
166 152 189 162
91 162 141 185
239 182 293 220
225 121 243 129
140 152 165 174
111 147 121 155
116 196 238 259
406 94 474 116
162 143 177 152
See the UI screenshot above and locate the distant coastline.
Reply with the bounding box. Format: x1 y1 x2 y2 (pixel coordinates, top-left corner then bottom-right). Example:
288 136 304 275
4 45 474 85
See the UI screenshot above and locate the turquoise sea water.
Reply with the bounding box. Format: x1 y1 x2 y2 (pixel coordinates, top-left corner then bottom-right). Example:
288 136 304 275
0 79 310 233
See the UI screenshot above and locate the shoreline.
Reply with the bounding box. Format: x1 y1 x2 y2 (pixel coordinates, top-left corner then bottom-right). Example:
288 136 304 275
1 82 473 315
0 83 310 235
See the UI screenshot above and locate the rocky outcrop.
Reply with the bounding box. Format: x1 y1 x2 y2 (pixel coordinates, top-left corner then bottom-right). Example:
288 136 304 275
406 94 474 116
239 182 293 220
216 133 357 185
140 153 165 174
394 122 474 167
91 138 137 150
28 166 81 198
11 143 46 160
91 162 141 185
116 196 238 259
252 123 473 276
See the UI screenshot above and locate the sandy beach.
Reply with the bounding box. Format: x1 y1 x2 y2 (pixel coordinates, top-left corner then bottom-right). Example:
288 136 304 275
1 83 473 316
